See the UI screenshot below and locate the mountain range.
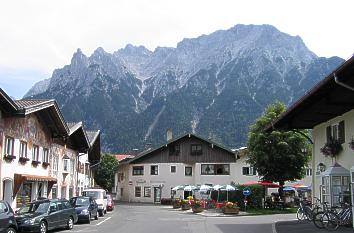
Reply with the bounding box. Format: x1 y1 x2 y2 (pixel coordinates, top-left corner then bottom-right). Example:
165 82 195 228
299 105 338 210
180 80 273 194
25 24 344 153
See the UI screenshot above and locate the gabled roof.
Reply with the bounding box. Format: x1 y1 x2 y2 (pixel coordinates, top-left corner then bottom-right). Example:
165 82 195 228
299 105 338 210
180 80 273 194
86 130 101 163
121 133 235 165
265 55 354 131
114 154 135 162
67 122 90 153
14 99 69 137
0 88 18 114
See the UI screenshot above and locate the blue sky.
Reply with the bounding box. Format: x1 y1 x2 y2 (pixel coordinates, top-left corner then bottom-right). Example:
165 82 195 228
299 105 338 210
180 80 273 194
1 0 353 99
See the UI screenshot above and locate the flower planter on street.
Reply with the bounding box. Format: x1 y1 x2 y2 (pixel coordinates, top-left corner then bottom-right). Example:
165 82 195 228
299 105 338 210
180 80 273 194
192 206 203 213
222 206 240 214
181 203 190 210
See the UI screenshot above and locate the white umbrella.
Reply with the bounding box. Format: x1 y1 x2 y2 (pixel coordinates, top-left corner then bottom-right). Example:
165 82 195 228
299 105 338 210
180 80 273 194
184 185 197 191
212 185 224 202
221 185 237 201
200 185 212 192
172 185 184 191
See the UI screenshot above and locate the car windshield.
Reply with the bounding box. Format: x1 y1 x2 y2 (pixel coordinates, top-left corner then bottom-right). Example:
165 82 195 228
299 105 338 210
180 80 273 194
71 197 90 207
27 202 50 214
82 191 102 199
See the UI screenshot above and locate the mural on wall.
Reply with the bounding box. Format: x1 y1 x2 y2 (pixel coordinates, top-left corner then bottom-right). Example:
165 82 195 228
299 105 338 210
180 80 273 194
3 115 50 149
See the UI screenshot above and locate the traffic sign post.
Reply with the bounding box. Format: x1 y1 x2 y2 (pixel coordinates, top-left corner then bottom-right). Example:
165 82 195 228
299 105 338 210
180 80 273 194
243 187 252 211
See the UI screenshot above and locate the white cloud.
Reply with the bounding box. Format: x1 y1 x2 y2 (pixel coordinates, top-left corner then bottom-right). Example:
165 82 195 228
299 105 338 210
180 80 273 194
0 0 353 83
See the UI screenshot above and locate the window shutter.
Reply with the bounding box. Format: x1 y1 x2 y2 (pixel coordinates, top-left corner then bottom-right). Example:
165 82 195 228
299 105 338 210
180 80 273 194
326 126 332 143
338 121 345 144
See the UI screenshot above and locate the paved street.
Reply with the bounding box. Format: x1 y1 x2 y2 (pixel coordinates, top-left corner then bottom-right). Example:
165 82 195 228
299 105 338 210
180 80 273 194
56 203 298 233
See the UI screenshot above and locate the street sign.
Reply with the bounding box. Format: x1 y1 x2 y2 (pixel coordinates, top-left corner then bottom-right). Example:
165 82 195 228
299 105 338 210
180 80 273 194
243 187 252 196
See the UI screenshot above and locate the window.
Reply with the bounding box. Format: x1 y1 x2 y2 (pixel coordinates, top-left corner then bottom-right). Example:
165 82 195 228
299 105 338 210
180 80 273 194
185 166 192 176
133 166 144 176
191 144 202 155
326 121 345 143
135 186 141 197
118 173 124 182
32 145 39 161
150 165 158 175
63 159 70 172
242 166 256 176
4 136 14 156
42 148 49 163
170 165 176 173
144 187 151 197
242 167 250 175
306 168 312 176
19 141 28 158
201 164 230 175
169 144 180 156
52 156 59 174
71 159 75 174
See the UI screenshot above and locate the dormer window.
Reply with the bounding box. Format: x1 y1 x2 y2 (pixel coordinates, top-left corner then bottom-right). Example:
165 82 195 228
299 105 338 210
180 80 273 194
169 144 180 156
191 144 202 156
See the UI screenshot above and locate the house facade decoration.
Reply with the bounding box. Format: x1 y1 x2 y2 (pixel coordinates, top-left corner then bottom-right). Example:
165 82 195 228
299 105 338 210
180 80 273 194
0 88 101 209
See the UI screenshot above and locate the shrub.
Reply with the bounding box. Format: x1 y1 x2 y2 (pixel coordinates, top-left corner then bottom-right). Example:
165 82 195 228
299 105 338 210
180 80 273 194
161 198 172 205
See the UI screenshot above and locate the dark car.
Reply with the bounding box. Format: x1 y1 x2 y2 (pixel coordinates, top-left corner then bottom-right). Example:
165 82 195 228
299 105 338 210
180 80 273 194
15 199 78 233
70 196 98 223
0 201 17 233
106 194 114 211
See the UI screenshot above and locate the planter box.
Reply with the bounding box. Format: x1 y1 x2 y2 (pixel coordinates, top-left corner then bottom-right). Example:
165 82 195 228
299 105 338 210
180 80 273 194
173 203 181 209
222 207 240 214
192 206 203 213
181 204 190 210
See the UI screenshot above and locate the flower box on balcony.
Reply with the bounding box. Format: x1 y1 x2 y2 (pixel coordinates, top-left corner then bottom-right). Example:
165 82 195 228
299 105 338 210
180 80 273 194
19 157 30 163
31 160 41 166
4 154 16 161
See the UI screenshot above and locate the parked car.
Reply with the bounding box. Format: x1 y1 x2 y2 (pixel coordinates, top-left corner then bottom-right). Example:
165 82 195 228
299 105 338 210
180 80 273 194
70 196 98 223
0 200 17 233
15 199 78 233
106 194 114 211
82 189 107 216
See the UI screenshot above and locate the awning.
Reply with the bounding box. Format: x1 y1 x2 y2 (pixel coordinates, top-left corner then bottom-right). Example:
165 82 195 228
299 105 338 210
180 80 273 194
13 174 57 197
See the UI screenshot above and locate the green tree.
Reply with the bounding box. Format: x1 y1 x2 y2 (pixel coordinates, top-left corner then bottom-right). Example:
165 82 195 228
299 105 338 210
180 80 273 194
94 153 118 191
247 101 311 186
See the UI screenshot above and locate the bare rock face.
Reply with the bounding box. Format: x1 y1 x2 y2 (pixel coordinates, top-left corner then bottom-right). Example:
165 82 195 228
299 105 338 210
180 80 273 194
25 24 343 152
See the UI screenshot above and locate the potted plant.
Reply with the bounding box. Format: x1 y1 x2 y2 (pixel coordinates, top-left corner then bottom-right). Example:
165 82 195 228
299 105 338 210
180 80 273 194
172 198 181 209
320 137 343 157
349 137 354 151
180 199 190 210
221 202 240 214
190 200 203 213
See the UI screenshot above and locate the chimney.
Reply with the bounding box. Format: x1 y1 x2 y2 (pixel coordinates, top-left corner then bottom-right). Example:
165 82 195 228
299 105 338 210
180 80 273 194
166 129 173 142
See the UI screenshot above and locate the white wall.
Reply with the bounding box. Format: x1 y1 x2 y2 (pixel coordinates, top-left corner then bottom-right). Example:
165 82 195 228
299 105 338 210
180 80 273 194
312 109 354 201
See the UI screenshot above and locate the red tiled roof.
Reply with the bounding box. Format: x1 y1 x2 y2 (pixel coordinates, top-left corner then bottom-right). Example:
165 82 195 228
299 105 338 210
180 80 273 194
114 154 135 162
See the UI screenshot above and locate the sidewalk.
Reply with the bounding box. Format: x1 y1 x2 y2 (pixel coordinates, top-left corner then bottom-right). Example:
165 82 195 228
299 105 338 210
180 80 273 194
162 206 248 217
276 221 353 233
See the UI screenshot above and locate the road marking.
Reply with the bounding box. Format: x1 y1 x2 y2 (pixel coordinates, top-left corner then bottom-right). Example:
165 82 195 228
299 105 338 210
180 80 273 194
96 217 111 226
272 222 277 233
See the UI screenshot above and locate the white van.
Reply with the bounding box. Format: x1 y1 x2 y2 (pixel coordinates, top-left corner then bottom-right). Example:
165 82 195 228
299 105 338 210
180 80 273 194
82 189 107 216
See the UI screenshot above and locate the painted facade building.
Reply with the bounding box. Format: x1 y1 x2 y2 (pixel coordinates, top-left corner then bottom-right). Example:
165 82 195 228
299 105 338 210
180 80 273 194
0 89 101 209
115 133 237 203
268 55 354 207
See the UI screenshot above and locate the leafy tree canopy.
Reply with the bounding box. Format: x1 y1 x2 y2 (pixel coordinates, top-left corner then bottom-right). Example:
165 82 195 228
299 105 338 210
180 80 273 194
94 153 118 191
247 101 311 185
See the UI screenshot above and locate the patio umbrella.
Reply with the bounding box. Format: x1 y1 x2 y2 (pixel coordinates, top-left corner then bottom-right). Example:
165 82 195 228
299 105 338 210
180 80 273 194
172 185 184 191
221 185 237 201
184 185 197 191
212 185 224 202
199 184 212 193
241 181 280 188
283 187 296 192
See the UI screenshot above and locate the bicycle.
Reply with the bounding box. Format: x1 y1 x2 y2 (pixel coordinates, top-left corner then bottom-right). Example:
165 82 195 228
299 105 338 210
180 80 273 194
313 201 334 229
322 203 352 231
297 197 322 221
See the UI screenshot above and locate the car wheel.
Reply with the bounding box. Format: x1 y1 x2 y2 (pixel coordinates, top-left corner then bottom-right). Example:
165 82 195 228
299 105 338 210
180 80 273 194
104 208 107 214
39 221 47 233
66 217 74 230
95 211 99 220
99 210 104 217
87 213 91 224
6 227 16 233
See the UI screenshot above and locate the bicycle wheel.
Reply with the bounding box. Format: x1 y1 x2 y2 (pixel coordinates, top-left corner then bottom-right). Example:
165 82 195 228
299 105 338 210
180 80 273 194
297 208 306 221
313 211 325 229
322 212 339 231
304 206 313 221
